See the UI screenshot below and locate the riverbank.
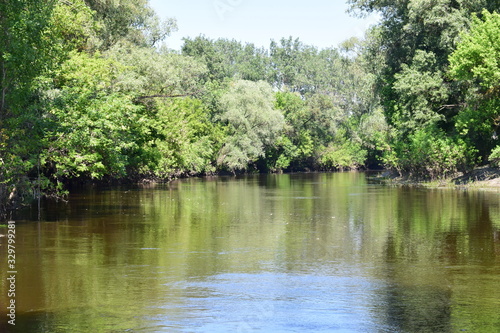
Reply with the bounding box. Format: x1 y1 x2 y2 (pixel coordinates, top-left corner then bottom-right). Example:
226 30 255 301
379 165 500 190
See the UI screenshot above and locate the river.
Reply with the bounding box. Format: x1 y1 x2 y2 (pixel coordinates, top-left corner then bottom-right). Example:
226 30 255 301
1 172 499 332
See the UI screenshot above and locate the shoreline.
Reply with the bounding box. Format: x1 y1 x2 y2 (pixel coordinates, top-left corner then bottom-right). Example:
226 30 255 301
378 165 500 190
2 168 498 222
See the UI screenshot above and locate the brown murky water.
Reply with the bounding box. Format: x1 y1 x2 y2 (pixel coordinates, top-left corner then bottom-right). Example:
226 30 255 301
1 172 499 332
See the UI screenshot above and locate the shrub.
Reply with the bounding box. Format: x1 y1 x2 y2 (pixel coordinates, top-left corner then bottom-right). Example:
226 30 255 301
489 146 500 167
384 127 477 179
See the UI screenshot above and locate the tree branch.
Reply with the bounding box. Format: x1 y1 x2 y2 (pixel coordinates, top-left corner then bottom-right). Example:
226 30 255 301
438 103 465 111
134 92 197 100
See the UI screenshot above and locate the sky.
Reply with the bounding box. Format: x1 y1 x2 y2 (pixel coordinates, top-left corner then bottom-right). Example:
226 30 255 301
149 0 380 51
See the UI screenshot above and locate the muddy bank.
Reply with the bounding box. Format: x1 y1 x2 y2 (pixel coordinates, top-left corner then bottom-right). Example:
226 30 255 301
452 166 500 187
379 166 500 189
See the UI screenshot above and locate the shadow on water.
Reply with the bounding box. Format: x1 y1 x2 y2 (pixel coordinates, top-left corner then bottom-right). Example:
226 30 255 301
383 234 453 332
379 187 500 332
384 283 452 333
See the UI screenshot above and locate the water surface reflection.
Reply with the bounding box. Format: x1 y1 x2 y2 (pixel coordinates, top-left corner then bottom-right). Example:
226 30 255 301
1 173 499 332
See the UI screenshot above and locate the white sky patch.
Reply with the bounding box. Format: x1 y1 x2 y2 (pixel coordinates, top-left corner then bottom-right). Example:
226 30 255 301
150 0 380 50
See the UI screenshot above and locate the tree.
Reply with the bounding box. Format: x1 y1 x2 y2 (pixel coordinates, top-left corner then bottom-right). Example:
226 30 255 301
105 43 207 99
0 0 96 217
392 50 449 132
449 10 500 161
348 0 474 126
42 51 146 181
146 98 226 177
1 1 59 116
270 37 320 94
217 80 285 171
449 10 500 91
182 36 270 83
265 91 314 171
182 36 233 82
347 0 498 175
234 43 270 81
83 0 177 49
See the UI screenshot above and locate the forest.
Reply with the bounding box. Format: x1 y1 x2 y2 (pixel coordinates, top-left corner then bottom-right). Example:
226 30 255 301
1 0 500 218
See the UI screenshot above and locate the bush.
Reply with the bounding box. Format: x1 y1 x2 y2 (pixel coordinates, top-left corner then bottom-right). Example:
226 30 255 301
384 127 477 179
319 140 367 171
146 98 225 177
489 146 500 167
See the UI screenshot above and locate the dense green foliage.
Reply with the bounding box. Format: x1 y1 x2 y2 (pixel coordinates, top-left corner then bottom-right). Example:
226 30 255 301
1 0 499 218
449 10 500 161
217 80 284 171
349 0 500 177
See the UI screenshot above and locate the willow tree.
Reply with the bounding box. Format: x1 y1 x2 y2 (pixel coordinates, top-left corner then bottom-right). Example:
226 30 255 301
83 0 177 49
217 80 285 171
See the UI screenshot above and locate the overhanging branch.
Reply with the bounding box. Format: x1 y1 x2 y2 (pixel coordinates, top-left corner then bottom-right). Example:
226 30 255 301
134 91 200 101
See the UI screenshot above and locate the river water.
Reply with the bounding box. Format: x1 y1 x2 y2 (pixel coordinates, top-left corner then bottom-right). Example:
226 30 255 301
1 172 499 332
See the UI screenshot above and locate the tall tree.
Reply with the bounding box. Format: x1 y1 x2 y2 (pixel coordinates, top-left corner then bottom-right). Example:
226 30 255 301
449 9 500 160
348 0 496 176
83 0 177 49
217 80 285 171
270 37 319 94
0 0 95 217
1 1 57 116
105 44 207 99
182 36 270 83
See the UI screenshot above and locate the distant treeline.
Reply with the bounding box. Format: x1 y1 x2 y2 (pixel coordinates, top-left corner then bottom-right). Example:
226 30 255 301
1 0 499 217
